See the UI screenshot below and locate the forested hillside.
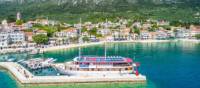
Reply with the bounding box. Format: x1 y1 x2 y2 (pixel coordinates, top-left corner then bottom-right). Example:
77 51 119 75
0 0 200 23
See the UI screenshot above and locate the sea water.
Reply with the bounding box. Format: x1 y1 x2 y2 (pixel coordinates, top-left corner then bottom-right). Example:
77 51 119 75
0 41 200 88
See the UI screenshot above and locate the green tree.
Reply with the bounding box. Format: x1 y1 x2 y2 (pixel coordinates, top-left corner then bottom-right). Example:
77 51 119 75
134 28 140 35
96 34 103 38
83 36 90 42
33 24 58 37
149 28 156 32
33 34 49 44
82 27 88 33
88 28 97 35
195 34 200 39
16 20 23 25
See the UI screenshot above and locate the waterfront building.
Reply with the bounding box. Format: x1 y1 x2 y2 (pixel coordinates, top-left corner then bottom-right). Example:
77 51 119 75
24 32 34 42
155 30 168 39
0 32 10 48
9 31 25 43
0 31 25 48
112 31 119 40
48 38 56 46
167 30 175 38
140 30 151 40
176 29 191 39
55 28 78 38
190 25 200 38
149 32 157 40
133 33 140 40
97 29 111 36
106 35 114 41
89 35 98 42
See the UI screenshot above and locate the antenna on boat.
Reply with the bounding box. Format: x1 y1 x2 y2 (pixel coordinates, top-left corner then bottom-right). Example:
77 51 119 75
78 18 82 59
133 44 136 60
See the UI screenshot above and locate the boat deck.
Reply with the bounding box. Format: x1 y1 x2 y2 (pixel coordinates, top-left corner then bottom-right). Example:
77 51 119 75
0 62 146 84
76 56 133 63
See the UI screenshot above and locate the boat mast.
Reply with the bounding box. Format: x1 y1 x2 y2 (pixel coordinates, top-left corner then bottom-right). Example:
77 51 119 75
104 18 108 59
79 18 82 59
104 41 107 59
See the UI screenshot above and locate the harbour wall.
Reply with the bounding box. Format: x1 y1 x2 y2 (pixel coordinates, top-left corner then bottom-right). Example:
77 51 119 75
0 62 146 84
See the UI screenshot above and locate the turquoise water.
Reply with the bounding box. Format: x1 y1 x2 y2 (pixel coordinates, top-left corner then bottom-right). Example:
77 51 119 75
0 70 18 88
0 42 200 88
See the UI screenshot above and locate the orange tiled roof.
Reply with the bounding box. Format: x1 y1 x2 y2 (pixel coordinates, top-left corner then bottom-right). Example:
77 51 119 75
37 30 47 33
61 27 76 32
191 25 200 32
24 32 33 36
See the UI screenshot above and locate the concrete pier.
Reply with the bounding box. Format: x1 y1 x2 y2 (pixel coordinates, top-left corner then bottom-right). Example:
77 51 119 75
0 62 146 84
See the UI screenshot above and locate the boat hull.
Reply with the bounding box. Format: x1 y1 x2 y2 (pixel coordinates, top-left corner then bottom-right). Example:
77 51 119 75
57 67 133 76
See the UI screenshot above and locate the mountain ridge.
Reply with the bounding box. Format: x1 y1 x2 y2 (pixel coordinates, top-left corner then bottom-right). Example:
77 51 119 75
0 0 200 23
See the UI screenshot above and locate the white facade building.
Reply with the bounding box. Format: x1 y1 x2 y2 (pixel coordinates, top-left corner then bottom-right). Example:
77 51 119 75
155 30 168 39
9 32 25 43
0 32 25 48
0 32 10 48
140 31 151 40
176 29 191 39
55 29 78 38
97 29 111 36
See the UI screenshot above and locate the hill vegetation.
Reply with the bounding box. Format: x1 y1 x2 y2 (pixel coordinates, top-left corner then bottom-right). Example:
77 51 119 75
0 0 200 24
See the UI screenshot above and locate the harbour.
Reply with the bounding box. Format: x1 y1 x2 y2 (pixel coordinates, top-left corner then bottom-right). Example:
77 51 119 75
0 62 146 84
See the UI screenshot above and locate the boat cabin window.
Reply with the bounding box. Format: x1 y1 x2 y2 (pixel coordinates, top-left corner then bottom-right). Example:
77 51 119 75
113 63 130 66
75 62 78 65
